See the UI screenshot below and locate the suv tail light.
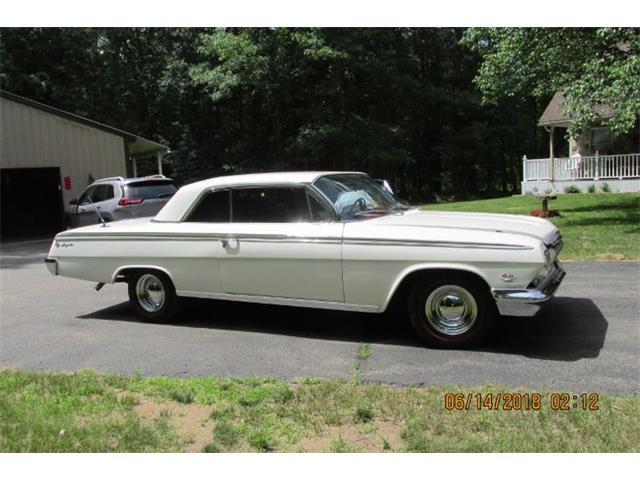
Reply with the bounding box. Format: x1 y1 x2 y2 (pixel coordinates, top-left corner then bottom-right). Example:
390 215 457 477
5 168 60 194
118 197 144 206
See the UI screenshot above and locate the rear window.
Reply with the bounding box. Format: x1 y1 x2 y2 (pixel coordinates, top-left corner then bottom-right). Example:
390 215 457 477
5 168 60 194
124 180 177 199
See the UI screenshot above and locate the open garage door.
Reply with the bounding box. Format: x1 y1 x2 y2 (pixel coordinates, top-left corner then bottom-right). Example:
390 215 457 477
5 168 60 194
1 167 64 240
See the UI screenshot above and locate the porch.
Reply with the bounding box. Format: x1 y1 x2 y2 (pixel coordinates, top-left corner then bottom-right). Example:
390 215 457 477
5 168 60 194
521 153 640 194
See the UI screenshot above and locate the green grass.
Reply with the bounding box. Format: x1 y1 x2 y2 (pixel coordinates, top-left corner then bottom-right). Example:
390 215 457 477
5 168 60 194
1 369 638 452
420 193 640 261
357 344 371 360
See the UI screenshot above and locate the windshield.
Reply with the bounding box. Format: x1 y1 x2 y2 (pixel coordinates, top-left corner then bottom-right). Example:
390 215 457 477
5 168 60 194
313 174 408 220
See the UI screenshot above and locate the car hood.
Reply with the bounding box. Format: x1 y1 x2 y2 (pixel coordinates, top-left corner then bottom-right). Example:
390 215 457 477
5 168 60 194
366 209 559 244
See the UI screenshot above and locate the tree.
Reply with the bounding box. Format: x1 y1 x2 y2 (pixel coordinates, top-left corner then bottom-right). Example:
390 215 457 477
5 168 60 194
1 27 550 199
464 28 640 137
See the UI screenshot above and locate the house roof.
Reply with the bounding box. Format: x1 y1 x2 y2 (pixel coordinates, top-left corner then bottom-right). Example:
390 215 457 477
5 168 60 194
0 90 168 156
538 91 615 127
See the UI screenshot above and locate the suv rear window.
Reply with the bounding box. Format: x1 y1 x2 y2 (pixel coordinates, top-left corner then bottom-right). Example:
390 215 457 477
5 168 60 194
124 180 177 199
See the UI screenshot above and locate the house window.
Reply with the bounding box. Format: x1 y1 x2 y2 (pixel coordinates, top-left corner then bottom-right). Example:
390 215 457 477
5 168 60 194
590 127 612 154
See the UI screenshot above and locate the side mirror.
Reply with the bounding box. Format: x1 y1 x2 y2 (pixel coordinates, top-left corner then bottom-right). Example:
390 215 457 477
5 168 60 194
68 198 78 205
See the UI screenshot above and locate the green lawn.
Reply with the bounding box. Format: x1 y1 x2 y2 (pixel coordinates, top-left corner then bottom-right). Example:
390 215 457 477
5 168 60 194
1 369 638 452
420 193 640 261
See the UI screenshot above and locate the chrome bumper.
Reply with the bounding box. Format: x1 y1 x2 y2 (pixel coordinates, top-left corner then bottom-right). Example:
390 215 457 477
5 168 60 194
44 257 58 276
492 262 566 317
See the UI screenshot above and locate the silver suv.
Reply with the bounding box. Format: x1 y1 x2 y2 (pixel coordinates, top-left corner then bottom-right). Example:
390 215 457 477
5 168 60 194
65 175 177 228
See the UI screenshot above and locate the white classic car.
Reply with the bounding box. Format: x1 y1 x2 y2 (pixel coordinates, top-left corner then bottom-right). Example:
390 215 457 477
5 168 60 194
46 171 565 347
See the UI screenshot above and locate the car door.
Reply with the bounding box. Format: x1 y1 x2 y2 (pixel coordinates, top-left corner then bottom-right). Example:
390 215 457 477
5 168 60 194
76 183 114 226
217 185 344 302
75 185 100 226
176 188 229 295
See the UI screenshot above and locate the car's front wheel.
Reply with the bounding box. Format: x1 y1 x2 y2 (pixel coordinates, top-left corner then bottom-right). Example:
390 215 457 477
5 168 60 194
408 274 496 348
128 270 181 322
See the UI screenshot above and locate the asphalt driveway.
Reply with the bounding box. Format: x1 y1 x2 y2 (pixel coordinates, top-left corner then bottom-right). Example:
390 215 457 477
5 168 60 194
1 239 638 393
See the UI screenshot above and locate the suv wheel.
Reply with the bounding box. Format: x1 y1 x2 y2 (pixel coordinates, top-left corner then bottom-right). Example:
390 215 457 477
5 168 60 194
408 275 496 348
128 270 181 322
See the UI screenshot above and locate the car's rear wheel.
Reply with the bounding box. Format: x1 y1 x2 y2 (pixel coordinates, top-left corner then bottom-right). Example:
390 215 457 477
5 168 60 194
408 274 496 348
128 270 180 322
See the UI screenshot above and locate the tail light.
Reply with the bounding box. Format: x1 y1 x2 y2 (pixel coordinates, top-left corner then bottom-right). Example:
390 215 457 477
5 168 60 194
118 197 144 206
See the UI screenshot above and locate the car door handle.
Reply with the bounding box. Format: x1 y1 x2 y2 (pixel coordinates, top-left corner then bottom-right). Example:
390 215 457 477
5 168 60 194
221 237 237 248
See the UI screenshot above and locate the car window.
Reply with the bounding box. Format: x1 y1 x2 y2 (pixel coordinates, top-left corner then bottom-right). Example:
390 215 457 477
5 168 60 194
78 185 97 205
124 180 177 200
231 187 310 223
307 191 334 222
92 184 114 202
186 190 230 222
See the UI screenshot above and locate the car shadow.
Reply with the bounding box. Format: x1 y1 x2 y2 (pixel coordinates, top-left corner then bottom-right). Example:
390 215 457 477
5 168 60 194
78 295 608 362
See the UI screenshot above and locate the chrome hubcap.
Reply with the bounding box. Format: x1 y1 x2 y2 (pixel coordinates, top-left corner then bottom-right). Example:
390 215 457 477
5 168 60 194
136 273 165 313
425 285 477 336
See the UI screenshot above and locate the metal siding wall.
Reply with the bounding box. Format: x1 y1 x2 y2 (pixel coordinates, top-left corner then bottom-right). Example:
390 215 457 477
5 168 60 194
0 97 126 203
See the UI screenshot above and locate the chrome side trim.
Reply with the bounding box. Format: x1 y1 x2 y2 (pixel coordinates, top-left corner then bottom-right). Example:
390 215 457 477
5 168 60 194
57 232 531 250
492 262 566 317
344 238 534 250
56 233 342 244
176 290 380 313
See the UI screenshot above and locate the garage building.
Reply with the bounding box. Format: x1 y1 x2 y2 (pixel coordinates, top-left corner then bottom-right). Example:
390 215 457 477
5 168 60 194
0 91 169 239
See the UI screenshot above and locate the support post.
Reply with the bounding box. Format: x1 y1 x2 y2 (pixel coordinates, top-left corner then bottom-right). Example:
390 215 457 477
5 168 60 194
157 151 164 175
549 126 555 181
522 155 527 182
132 157 137 178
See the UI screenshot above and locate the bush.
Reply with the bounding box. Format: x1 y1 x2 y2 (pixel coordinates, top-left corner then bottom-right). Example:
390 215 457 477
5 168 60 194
355 405 374 423
170 389 195 404
247 428 275 452
600 182 612 193
564 185 581 194
587 184 597 193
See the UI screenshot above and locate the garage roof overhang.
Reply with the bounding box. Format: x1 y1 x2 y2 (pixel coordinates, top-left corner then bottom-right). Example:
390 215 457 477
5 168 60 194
0 90 169 157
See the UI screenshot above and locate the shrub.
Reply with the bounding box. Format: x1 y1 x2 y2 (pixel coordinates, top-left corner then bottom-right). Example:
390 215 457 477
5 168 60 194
564 185 581 194
587 184 597 193
600 182 612 193
355 405 374 423
247 428 275 452
170 389 195 404
202 442 220 453
213 421 240 448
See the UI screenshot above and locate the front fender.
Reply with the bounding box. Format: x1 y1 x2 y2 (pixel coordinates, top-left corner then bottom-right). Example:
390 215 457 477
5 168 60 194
381 263 493 311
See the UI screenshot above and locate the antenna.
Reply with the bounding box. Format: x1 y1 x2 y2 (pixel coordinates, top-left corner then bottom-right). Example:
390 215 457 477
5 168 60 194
85 195 109 228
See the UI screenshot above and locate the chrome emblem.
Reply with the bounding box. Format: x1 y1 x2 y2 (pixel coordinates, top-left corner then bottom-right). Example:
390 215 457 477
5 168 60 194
498 272 516 282
55 241 74 248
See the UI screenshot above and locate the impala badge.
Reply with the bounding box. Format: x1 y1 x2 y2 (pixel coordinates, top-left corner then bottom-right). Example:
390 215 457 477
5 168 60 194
499 272 516 283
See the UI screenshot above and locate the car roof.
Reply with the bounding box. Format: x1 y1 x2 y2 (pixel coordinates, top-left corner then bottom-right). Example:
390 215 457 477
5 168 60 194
93 175 174 185
184 171 365 190
153 171 367 222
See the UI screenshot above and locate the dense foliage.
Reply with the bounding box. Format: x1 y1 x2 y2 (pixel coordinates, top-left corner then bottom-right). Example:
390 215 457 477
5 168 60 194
3 28 632 201
464 28 640 138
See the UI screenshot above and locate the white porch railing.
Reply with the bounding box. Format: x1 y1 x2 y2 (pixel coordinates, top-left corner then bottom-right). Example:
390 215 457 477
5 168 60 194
523 153 640 181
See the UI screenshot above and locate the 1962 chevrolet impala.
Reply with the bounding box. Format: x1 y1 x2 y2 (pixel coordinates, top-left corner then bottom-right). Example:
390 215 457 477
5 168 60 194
46 171 565 347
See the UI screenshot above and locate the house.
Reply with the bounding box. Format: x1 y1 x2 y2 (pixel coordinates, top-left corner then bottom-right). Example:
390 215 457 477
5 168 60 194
521 91 640 194
0 91 169 239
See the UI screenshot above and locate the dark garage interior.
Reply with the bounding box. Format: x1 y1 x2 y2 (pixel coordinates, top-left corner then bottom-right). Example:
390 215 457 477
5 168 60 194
1 167 64 240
